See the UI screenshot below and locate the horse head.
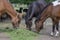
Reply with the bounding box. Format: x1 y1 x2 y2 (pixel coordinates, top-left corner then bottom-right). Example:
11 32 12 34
11 16 20 29
11 12 22 29
35 3 52 33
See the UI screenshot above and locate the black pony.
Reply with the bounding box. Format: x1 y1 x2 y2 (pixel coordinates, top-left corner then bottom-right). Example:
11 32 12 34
25 0 47 30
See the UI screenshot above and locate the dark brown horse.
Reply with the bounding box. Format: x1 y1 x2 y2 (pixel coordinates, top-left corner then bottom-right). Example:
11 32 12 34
0 0 20 28
35 2 60 36
25 0 47 30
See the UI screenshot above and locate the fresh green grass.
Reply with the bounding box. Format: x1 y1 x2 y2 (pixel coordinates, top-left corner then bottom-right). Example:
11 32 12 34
5 29 38 40
0 23 38 40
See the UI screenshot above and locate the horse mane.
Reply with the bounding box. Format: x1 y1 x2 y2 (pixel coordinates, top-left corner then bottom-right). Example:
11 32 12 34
37 2 52 21
25 3 33 21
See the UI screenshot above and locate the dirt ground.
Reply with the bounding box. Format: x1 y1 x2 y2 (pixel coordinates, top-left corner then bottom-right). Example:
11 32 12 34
0 22 10 40
34 18 60 40
0 32 10 40
0 19 26 40
0 18 60 40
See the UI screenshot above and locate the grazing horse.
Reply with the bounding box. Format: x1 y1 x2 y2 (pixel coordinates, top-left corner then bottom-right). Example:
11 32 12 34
35 1 60 36
25 0 47 30
0 0 20 28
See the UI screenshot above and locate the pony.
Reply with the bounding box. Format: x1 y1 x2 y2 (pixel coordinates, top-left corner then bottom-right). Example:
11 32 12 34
0 0 20 29
25 0 47 30
35 2 60 36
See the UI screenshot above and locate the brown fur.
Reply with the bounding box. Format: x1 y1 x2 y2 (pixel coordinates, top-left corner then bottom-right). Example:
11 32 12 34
0 0 21 28
35 4 60 33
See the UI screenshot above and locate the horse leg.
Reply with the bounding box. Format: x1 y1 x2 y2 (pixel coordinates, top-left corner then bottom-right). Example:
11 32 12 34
0 13 3 22
51 17 59 36
55 19 59 36
0 16 1 22
51 19 55 36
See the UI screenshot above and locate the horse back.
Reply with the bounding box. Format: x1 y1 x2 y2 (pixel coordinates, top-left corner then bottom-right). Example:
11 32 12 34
0 0 5 12
52 5 60 17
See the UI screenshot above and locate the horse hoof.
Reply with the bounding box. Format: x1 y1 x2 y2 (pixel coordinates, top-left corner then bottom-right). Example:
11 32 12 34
55 31 59 37
50 32 54 36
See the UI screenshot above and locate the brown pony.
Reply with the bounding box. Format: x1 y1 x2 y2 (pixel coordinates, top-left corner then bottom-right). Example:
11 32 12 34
35 3 60 36
0 0 20 28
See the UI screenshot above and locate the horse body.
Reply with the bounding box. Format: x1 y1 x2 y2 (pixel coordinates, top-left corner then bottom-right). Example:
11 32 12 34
35 2 60 36
25 0 47 30
0 0 20 28
52 6 60 17
0 0 5 15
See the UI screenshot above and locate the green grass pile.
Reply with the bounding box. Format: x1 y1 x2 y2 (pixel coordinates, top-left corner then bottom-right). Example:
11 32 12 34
7 29 38 40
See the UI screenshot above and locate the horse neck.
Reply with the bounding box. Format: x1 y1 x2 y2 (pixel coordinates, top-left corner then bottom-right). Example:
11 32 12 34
3 0 18 19
38 10 48 24
7 10 18 19
39 4 52 23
